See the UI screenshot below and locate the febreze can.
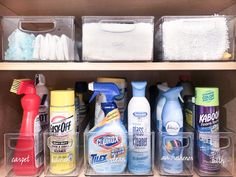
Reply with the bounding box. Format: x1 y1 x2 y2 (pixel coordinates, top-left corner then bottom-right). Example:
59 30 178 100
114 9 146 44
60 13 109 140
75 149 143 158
49 90 76 174
195 87 220 174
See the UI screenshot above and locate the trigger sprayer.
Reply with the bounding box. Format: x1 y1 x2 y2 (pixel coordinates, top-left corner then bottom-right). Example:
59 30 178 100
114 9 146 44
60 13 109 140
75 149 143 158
87 82 128 174
89 82 120 115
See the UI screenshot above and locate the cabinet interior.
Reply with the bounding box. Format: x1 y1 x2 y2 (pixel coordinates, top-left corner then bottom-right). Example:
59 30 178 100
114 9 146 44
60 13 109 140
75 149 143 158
0 1 236 175
0 70 235 157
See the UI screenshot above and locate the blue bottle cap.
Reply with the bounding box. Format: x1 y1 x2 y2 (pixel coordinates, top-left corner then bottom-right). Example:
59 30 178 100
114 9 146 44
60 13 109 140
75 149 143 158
131 81 147 97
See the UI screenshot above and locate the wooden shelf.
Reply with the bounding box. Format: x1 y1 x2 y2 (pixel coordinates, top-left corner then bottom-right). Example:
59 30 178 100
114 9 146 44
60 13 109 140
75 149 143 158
0 62 236 71
0 0 235 17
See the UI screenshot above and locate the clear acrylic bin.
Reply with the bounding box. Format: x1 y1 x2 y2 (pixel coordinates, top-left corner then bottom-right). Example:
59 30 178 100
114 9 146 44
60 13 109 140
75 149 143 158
4 133 44 177
44 132 82 177
155 16 236 61
195 130 234 177
84 131 155 176
157 132 194 176
82 16 154 62
1 16 77 61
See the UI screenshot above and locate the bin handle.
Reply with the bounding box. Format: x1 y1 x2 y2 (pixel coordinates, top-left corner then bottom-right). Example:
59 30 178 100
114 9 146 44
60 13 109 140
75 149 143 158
220 136 231 150
99 20 136 33
180 19 216 35
7 136 34 151
18 19 57 33
163 135 190 150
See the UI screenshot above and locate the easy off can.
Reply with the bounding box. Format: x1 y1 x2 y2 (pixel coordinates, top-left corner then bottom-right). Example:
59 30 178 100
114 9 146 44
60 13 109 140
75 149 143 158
195 87 220 174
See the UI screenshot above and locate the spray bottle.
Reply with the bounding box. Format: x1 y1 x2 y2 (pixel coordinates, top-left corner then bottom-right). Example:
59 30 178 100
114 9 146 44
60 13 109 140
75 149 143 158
161 86 183 174
35 74 49 131
128 81 151 174
10 79 43 176
156 83 169 131
88 82 127 174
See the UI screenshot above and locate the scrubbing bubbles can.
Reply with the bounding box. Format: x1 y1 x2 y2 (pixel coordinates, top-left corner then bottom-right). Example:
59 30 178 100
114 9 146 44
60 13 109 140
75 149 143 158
195 87 220 174
49 90 76 174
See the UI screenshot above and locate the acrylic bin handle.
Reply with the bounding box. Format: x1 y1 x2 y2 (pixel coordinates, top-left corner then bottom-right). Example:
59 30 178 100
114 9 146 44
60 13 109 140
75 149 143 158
162 134 191 150
18 19 57 33
220 136 232 150
99 20 136 33
7 136 34 151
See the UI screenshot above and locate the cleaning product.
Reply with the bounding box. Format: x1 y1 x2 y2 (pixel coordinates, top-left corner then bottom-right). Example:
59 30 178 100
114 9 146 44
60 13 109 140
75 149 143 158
88 82 127 174
161 86 183 174
95 77 127 125
176 75 195 128
195 87 220 174
35 74 49 131
156 83 169 131
128 81 151 174
184 96 195 128
49 90 76 174
176 75 194 99
75 81 88 132
10 79 43 176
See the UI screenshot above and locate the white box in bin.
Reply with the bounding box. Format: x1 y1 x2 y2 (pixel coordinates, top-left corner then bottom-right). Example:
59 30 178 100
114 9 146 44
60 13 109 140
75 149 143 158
155 15 236 61
1 16 77 61
82 16 154 61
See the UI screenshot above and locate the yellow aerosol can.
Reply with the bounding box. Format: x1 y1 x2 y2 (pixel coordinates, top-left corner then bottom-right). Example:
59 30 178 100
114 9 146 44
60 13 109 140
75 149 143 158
49 90 76 174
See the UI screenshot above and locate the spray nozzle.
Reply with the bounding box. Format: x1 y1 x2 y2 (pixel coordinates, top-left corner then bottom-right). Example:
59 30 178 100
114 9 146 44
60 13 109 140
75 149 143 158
35 74 46 86
163 86 183 101
88 82 120 103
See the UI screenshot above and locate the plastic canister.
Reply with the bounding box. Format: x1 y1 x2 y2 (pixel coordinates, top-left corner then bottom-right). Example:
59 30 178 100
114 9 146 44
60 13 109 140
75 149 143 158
49 90 76 174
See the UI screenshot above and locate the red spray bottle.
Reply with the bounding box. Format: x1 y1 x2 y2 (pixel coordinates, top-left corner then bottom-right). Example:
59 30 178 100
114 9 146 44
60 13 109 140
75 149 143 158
10 79 43 176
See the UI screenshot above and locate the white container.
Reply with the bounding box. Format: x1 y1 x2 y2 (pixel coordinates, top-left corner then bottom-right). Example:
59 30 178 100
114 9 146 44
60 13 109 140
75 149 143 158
82 16 154 61
155 15 236 61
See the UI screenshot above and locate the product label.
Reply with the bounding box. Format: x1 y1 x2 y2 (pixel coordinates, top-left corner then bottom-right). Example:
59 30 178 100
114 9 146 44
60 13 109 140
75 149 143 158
94 133 121 149
34 115 43 168
129 110 150 151
89 109 127 171
50 113 74 135
39 94 49 130
48 136 73 153
49 111 76 174
196 106 219 131
202 91 215 103
165 121 180 135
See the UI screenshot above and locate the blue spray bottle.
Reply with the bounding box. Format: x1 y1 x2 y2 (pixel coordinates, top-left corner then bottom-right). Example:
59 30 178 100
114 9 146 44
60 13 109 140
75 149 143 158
88 82 127 174
156 83 169 131
161 86 183 174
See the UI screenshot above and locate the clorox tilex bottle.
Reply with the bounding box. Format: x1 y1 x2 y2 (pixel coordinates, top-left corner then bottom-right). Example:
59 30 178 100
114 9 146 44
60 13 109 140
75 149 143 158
88 82 127 174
